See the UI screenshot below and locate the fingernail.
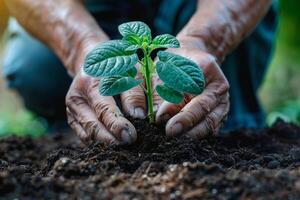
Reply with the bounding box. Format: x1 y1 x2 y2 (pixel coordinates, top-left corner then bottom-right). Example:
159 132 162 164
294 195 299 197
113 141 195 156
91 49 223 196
153 105 159 112
133 107 146 119
170 123 183 136
121 129 133 144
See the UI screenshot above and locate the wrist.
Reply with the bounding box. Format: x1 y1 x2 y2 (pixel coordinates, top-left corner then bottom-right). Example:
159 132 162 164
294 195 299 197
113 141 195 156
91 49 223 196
8 0 109 77
176 3 234 64
176 34 221 64
69 34 109 77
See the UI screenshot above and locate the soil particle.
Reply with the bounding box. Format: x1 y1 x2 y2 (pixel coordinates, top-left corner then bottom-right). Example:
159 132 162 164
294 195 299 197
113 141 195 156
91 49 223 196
289 147 300 160
267 160 280 169
0 120 300 199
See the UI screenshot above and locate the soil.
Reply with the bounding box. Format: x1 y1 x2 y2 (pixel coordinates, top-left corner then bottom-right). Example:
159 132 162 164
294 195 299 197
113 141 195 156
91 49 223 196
0 120 300 200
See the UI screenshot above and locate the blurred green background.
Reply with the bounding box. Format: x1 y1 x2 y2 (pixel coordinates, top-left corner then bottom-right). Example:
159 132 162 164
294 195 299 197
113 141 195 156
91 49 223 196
0 0 299 137
259 0 300 126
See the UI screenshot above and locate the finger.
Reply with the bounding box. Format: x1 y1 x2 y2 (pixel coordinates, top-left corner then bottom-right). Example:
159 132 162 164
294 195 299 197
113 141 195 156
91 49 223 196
66 105 117 144
186 101 230 139
87 84 137 144
166 87 229 137
121 71 146 119
156 94 193 124
156 54 225 124
67 109 89 143
152 75 164 112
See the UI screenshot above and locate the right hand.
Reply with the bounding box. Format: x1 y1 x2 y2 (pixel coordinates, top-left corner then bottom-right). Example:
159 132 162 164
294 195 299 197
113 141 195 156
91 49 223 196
66 71 139 145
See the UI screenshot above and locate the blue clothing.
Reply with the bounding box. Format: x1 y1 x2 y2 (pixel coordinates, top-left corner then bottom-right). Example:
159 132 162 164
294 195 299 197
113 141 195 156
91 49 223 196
2 1 278 131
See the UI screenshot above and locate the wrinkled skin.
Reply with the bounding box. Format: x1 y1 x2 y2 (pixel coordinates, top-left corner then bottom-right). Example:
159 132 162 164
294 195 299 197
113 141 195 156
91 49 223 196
156 36 230 139
5 0 272 144
66 65 159 144
66 73 135 144
65 35 230 143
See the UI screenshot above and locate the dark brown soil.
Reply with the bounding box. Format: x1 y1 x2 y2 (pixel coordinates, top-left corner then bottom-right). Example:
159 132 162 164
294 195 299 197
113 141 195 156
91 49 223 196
1 120 300 200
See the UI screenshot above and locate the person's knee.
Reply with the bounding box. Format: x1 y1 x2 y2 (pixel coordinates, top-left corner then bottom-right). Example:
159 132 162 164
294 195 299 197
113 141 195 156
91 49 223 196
2 19 72 121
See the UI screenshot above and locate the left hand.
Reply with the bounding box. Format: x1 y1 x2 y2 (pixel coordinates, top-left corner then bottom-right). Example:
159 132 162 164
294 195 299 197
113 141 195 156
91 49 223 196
155 36 230 139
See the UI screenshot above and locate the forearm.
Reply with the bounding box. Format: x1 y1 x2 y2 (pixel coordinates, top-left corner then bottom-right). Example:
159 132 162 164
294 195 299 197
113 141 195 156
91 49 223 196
5 0 108 76
177 0 272 63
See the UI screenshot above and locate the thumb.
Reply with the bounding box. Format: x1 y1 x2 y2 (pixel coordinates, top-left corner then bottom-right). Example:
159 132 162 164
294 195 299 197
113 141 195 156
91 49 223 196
120 70 146 119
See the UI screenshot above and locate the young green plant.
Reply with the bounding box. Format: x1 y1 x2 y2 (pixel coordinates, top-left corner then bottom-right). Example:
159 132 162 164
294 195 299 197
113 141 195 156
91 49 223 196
84 21 205 123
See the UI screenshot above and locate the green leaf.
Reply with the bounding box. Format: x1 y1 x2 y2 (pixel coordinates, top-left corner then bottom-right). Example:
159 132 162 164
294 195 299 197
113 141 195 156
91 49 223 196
125 45 140 51
156 84 183 104
122 34 142 50
157 51 205 94
151 34 180 49
125 67 138 78
100 76 142 96
118 21 151 43
84 40 138 77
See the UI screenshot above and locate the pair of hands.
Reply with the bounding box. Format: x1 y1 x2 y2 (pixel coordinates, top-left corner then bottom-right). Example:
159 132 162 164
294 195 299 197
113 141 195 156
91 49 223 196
66 36 230 144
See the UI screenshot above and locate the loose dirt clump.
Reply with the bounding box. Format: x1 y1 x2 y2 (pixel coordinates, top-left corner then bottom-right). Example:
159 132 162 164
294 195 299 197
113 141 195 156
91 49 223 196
0 120 300 199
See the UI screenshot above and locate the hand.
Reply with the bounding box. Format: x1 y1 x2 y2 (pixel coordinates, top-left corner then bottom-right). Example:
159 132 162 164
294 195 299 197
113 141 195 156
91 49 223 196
155 37 230 139
66 71 139 144
66 69 162 144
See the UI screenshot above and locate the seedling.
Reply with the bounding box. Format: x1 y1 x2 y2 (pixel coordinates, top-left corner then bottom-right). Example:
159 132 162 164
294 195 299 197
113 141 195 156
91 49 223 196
84 21 205 123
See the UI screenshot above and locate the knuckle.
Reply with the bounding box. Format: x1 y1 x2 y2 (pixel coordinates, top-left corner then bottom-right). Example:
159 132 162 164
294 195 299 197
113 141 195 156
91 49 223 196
95 101 110 115
206 115 216 132
123 92 144 104
190 96 211 114
181 110 199 128
201 101 211 114
214 80 230 96
66 95 85 108
219 94 230 106
86 79 100 94
82 121 98 140
84 120 97 131
94 101 104 112
95 101 122 121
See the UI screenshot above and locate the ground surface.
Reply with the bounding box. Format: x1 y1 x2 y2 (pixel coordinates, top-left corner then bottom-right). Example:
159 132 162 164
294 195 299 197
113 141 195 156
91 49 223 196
0 120 300 200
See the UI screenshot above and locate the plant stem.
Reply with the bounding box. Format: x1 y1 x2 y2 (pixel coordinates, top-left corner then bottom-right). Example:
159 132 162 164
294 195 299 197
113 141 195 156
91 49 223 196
143 52 155 123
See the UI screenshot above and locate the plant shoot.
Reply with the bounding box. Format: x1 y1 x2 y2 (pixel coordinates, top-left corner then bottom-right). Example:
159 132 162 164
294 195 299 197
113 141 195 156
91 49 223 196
84 21 205 123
